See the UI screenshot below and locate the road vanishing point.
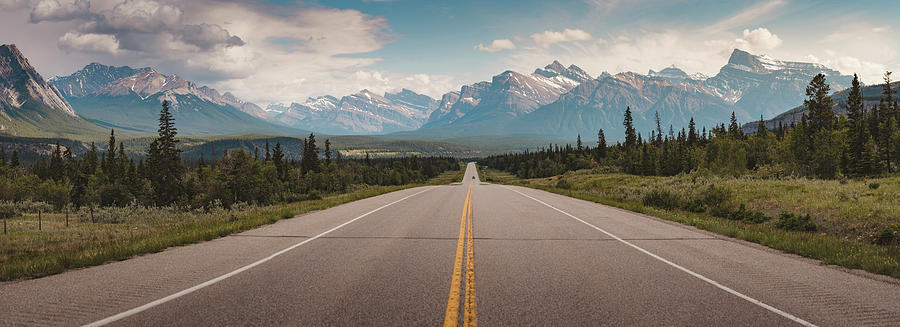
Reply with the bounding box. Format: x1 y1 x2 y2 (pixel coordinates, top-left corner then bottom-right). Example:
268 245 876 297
2 163 900 326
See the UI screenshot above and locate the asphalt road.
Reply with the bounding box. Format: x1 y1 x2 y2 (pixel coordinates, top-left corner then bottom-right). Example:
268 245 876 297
2 162 900 326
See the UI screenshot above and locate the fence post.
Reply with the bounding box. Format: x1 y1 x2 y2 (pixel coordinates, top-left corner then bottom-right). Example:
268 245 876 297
90 207 95 223
3 218 6 235
39 211 42 231
65 207 69 227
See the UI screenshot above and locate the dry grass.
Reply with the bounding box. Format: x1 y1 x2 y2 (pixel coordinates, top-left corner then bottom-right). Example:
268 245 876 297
486 167 900 279
0 168 463 281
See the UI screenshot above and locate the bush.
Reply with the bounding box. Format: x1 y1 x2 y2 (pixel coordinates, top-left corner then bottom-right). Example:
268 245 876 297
700 185 731 208
875 228 896 245
729 204 770 224
774 212 817 232
868 182 880 190
306 189 323 201
556 179 573 190
642 188 681 210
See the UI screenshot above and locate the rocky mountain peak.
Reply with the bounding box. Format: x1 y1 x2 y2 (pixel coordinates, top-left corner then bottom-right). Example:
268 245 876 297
0 44 75 117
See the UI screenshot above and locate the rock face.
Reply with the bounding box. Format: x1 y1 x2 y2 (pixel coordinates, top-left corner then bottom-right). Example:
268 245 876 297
52 63 299 136
269 89 439 135
419 61 592 135
0 44 102 138
0 44 75 117
415 49 856 139
50 63 151 99
705 49 854 119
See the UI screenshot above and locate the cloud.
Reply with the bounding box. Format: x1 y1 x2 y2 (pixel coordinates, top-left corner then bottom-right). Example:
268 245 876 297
530 28 592 48
474 39 516 53
735 27 782 50
703 0 786 33
29 0 92 23
58 31 120 54
180 23 245 50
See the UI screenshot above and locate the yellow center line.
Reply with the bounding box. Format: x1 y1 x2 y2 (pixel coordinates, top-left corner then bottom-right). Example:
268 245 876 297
444 185 471 327
464 185 478 327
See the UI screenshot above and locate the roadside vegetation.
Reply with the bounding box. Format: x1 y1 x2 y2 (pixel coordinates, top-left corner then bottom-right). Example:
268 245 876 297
0 100 461 281
481 72 900 279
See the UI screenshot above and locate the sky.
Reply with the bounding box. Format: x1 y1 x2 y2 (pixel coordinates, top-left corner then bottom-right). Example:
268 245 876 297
0 0 897 107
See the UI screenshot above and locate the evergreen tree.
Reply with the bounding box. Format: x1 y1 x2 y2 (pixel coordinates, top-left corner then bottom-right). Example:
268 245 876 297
147 100 182 205
324 139 332 164
728 112 742 139
265 140 271 162
878 72 896 172
576 134 583 152
756 115 766 136
624 107 636 149
687 118 698 146
10 149 18 168
805 73 835 132
0 147 6 167
596 129 607 158
654 111 663 146
846 74 867 175
272 142 286 180
301 133 320 174
50 142 63 180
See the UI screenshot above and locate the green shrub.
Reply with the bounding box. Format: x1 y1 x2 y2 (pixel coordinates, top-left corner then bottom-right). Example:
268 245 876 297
774 212 817 232
556 179 573 190
869 182 880 190
701 185 731 208
306 189 323 201
875 228 896 245
642 188 681 210
729 204 770 224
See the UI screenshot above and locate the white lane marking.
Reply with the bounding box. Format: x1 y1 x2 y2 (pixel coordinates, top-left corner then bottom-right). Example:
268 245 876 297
500 185 817 327
83 187 435 327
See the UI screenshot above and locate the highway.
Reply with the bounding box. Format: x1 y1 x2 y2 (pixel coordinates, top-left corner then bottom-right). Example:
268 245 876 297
1 163 899 326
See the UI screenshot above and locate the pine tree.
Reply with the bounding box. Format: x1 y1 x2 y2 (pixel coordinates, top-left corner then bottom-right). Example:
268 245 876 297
654 111 663 146
805 73 835 132
265 140 271 162
147 100 182 205
324 139 332 164
756 115 766 136
878 72 896 172
0 147 6 167
596 129 607 158
728 112 742 139
687 118 698 146
272 142 285 180
10 149 19 168
301 133 319 174
846 74 867 175
624 107 636 149
576 135 583 152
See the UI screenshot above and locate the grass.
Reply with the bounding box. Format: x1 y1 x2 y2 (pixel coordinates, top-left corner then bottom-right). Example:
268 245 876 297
484 167 900 279
0 169 464 281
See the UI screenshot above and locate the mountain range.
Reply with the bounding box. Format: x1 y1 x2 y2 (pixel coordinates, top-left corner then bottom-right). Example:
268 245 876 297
0 43 861 143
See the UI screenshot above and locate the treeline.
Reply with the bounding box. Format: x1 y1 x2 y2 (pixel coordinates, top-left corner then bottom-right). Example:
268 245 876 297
0 101 459 211
483 72 900 179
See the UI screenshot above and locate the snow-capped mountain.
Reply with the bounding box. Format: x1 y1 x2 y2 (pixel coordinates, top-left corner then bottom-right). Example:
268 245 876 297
268 89 438 135
52 63 301 136
705 49 854 119
648 66 708 84
0 44 103 138
421 61 593 134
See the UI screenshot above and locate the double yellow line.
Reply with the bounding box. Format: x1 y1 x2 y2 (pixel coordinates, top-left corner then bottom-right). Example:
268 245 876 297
444 184 477 327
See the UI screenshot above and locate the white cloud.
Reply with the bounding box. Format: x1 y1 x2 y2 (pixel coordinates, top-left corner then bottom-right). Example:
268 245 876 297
735 27 782 50
29 0 92 23
474 39 516 53
530 28 592 48
58 31 120 54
